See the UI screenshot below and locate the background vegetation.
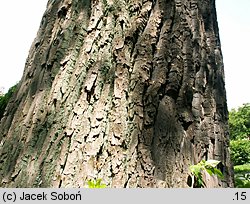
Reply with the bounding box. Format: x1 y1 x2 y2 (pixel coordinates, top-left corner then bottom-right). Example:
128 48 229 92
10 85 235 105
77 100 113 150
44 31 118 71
229 103 250 188
0 84 17 120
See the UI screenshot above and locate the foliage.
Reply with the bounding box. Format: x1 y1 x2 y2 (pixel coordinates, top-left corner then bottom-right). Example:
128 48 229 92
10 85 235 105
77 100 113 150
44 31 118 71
87 179 107 188
234 163 250 174
235 176 250 188
0 84 17 120
229 104 250 187
229 103 250 140
189 160 223 188
230 139 250 166
234 164 250 188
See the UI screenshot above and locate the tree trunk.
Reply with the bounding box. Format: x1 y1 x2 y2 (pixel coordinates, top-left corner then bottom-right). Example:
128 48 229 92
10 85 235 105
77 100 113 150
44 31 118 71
0 0 234 187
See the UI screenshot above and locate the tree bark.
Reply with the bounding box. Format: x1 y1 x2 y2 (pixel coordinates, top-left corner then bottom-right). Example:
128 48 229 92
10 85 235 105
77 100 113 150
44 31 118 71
0 0 234 187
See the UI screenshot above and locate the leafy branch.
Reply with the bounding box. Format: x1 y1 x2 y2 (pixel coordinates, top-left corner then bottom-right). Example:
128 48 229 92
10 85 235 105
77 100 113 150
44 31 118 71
87 179 107 188
189 160 224 188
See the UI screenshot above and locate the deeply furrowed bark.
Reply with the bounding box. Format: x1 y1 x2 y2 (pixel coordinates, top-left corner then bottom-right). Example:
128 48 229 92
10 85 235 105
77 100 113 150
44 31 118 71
0 0 233 187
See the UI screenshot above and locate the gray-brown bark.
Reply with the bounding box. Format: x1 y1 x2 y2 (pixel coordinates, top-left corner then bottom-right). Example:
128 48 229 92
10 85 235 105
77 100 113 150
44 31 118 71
0 0 233 187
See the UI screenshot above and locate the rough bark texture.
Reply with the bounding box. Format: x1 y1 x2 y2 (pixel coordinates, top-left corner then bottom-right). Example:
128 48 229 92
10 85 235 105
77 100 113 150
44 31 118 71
0 0 233 187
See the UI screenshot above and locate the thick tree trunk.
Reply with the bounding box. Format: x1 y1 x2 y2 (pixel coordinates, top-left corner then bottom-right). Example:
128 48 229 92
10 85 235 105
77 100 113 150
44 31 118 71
0 0 233 187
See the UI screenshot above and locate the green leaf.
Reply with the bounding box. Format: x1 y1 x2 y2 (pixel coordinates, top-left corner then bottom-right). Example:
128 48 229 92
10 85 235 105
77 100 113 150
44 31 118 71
86 178 107 188
87 180 95 188
205 160 221 168
96 179 101 186
213 168 224 179
196 174 205 188
190 165 202 178
205 168 214 176
200 160 206 165
189 159 224 188
99 184 107 188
